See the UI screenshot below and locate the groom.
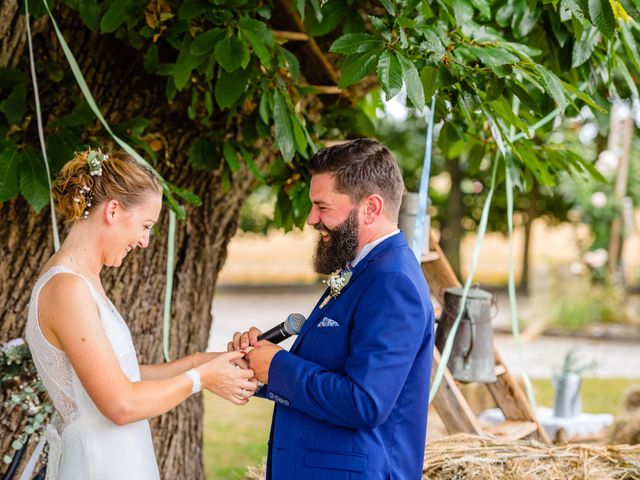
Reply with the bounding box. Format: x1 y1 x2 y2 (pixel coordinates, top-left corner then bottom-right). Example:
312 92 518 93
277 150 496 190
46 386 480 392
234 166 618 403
231 138 434 479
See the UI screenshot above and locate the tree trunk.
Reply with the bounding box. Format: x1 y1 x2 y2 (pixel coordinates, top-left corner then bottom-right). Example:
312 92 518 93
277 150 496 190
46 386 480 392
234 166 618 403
440 158 464 279
519 186 538 295
0 4 263 478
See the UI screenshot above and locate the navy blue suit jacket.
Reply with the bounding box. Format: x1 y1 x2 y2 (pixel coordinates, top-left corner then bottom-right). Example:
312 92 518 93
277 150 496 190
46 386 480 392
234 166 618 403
261 232 435 480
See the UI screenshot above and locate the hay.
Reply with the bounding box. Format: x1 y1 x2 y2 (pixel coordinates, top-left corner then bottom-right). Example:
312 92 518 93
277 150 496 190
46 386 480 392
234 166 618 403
611 385 640 445
243 435 640 480
424 434 640 480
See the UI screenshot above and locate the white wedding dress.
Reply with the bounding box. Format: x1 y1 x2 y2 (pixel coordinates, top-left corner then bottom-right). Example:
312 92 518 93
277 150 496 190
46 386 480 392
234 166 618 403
25 265 160 479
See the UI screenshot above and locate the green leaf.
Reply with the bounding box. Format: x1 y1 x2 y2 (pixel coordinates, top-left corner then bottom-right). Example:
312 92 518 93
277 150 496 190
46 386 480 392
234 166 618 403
572 26 600 67
143 44 159 73
330 33 383 54
537 65 568 111
338 51 380 88
214 35 250 73
273 90 295 162
279 47 301 81
222 143 240 172
191 29 224 56
239 145 264 180
0 144 20 201
100 0 132 33
239 17 273 67
620 0 640 19
377 51 403 98
379 0 396 15
561 80 606 112
397 53 425 109
19 148 50 213
420 66 438 104
588 0 615 39
0 84 26 124
215 67 251 109
173 39 193 91
78 0 101 31
620 20 640 74
188 138 218 170
467 46 520 67
178 0 210 20
290 113 307 156
259 90 271 124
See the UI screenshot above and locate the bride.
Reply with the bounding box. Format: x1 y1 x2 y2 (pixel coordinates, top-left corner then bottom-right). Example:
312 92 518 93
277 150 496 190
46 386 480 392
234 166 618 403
25 148 256 479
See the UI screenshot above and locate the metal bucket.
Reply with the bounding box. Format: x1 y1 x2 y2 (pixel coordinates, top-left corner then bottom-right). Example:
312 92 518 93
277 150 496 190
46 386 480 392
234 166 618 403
399 192 430 257
435 286 497 383
553 372 582 418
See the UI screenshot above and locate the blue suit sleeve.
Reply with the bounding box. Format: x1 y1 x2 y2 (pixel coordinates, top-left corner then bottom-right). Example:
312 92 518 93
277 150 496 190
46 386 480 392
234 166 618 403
265 272 431 430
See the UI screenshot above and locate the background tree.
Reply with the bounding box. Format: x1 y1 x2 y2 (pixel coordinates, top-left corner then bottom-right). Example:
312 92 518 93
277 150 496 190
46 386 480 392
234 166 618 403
1 0 639 478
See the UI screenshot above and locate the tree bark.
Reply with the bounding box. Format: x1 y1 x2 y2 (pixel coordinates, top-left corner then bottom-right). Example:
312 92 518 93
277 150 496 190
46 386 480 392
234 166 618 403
1 4 264 478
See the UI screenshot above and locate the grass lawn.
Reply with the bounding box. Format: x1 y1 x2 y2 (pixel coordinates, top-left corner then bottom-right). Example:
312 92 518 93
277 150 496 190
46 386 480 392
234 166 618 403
203 392 272 480
203 378 639 480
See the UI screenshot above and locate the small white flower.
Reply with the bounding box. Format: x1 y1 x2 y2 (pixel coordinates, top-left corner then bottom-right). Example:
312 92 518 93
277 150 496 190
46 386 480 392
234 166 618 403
325 269 353 298
584 249 608 269
591 192 607 209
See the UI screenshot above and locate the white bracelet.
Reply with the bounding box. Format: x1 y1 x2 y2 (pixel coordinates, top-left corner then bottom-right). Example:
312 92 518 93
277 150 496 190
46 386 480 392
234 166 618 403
184 368 201 395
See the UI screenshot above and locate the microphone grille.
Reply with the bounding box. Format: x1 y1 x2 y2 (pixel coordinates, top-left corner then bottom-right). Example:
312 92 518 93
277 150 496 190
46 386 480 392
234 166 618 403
284 313 306 335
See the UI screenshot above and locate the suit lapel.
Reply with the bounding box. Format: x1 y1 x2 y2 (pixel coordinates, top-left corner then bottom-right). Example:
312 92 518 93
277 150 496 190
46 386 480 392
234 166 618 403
290 232 408 353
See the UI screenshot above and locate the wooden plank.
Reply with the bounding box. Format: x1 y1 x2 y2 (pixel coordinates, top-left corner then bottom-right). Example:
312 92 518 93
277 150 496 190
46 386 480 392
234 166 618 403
484 420 539 440
421 230 461 305
431 349 483 435
486 351 551 443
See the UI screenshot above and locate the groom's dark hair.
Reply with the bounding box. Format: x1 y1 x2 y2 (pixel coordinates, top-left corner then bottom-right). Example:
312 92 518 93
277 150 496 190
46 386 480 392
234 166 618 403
309 138 404 221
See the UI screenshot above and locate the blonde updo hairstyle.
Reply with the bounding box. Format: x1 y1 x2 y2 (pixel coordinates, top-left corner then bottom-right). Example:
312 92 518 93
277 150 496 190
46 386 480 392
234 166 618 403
52 149 162 222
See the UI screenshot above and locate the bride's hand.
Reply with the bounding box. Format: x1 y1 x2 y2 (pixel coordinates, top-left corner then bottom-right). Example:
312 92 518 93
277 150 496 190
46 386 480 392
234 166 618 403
198 351 257 405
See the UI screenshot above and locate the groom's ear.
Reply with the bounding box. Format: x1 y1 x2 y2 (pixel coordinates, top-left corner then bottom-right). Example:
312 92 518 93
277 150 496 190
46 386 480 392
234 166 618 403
362 194 384 225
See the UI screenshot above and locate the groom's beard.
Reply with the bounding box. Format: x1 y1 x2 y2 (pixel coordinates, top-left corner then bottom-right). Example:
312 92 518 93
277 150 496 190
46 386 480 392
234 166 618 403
312 208 360 275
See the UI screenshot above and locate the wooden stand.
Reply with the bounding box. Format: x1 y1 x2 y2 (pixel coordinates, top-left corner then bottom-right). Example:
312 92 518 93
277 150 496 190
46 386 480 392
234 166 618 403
424 230 550 443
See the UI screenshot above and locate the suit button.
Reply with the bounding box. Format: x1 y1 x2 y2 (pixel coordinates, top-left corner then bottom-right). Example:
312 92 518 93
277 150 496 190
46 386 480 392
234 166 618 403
284 400 290 406
268 392 275 400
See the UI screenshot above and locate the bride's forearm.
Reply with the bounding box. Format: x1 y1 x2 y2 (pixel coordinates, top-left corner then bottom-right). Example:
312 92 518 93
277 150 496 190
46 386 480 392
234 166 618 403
111 373 197 424
140 352 220 381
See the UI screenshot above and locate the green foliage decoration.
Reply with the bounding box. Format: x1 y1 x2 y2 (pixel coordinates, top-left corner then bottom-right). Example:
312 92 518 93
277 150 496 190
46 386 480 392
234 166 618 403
0 339 52 466
1 0 640 231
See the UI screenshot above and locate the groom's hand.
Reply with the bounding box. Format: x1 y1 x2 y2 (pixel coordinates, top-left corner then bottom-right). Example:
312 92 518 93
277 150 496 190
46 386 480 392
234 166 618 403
246 341 282 384
228 327 262 352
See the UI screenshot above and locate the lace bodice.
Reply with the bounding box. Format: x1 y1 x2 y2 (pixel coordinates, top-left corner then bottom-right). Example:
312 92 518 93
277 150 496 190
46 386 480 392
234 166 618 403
26 265 141 428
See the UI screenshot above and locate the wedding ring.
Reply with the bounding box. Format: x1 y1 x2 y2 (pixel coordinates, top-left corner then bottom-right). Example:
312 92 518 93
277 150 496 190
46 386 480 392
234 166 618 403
241 388 247 398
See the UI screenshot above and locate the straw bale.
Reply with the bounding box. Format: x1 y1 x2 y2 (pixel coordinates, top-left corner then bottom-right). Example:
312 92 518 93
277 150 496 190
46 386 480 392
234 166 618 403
611 385 640 446
244 434 640 480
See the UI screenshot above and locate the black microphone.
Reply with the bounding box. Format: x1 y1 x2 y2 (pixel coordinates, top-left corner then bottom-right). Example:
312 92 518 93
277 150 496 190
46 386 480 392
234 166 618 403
258 313 307 344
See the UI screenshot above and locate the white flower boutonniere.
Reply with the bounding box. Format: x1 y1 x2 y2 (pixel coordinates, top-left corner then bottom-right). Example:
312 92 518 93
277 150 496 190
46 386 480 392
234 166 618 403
325 268 353 299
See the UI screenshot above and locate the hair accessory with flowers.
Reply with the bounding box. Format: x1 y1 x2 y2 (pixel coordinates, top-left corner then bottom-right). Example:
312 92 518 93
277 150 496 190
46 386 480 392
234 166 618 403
325 267 353 299
87 149 107 177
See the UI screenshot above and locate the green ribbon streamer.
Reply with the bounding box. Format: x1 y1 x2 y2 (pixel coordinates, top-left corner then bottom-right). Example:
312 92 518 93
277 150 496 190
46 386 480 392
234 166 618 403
42 0 177 361
163 212 176 362
25 0 60 251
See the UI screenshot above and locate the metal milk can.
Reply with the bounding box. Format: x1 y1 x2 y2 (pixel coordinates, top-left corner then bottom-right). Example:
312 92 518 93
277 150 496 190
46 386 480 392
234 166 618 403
435 286 497 383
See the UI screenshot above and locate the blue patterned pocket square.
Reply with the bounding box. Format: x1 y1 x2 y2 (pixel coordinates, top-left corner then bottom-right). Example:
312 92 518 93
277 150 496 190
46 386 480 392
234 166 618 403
317 317 340 328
